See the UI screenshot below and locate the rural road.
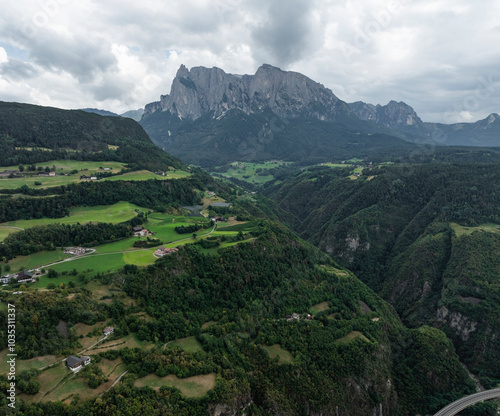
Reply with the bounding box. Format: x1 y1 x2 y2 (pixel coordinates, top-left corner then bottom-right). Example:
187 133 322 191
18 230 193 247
433 388 500 416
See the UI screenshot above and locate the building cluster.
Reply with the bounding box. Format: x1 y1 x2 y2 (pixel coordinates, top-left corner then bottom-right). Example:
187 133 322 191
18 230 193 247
133 225 152 237
0 169 22 178
66 355 91 372
154 247 179 257
0 270 37 284
80 174 98 181
64 247 89 255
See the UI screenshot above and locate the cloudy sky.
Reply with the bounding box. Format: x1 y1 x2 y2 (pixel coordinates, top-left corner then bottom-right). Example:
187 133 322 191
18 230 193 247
1 0 499 122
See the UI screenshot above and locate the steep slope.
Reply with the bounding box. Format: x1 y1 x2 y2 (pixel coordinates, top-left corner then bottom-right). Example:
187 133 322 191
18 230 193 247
265 163 500 387
0 222 476 415
0 101 185 171
140 65 415 167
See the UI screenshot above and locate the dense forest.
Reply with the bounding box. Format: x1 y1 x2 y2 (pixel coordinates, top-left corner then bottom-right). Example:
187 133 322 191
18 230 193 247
0 101 184 171
265 163 500 387
0 223 481 415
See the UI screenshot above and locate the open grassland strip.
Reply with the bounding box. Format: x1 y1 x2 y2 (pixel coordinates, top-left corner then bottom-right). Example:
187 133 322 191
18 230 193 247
134 373 216 398
1 201 147 229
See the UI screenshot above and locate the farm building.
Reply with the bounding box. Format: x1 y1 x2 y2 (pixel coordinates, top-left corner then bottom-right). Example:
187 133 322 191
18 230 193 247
103 326 114 336
66 355 91 372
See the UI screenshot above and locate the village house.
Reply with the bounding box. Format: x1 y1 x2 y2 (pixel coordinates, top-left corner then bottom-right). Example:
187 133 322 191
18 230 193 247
133 225 151 237
48 171 56 176
64 247 87 255
80 174 98 181
66 355 91 372
285 313 300 322
0 170 21 178
0 274 17 284
103 326 114 336
16 270 35 284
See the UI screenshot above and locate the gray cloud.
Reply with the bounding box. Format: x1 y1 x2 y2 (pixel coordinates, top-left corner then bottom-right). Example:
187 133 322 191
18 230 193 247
0 58 39 81
250 0 319 67
0 0 499 120
27 31 116 82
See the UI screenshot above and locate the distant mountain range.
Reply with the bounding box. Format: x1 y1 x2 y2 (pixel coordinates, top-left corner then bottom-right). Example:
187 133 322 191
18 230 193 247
81 107 144 122
138 64 500 166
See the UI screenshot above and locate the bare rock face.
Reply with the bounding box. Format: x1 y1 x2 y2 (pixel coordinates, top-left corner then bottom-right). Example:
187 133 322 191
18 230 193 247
143 64 351 122
436 306 478 341
349 100 424 131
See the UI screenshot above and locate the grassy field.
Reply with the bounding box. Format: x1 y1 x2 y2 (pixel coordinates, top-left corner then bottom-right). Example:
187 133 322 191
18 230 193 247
0 349 59 374
262 344 294 364
335 331 370 344
103 169 191 182
134 373 216 397
166 336 204 353
7 250 71 273
0 201 147 231
90 333 155 352
6 214 234 282
450 222 500 237
310 301 330 315
0 160 126 174
21 361 70 403
0 160 190 190
215 161 291 185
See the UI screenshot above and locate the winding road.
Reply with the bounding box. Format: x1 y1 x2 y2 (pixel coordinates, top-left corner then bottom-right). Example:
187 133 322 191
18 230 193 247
433 388 500 416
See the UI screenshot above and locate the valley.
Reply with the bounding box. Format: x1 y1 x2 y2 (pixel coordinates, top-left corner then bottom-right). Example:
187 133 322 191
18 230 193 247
0 85 499 416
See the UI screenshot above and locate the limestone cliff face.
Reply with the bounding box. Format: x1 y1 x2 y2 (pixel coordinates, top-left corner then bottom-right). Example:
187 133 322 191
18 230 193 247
143 64 352 122
349 100 424 131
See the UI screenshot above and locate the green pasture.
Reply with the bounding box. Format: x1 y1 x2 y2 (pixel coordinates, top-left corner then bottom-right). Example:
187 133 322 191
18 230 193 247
216 161 291 185
262 344 294 364
166 336 204 353
450 222 500 237
7 250 71 273
310 301 330 315
1 201 147 231
335 331 370 344
134 373 216 397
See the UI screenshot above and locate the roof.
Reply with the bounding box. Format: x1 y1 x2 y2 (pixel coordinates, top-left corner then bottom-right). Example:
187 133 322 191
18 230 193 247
133 225 143 232
103 326 114 332
66 356 82 368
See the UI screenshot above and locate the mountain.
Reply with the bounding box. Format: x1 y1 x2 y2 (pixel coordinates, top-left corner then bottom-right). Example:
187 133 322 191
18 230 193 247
350 101 500 147
143 63 353 122
120 108 144 121
80 108 119 117
0 101 185 171
140 65 416 167
265 163 500 388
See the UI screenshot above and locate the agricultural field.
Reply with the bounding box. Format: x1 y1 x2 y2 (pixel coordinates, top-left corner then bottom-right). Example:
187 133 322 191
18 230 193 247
261 344 294 364
90 333 155 352
166 336 204 353
335 331 370 344
214 161 292 185
134 373 216 397
310 301 330 315
0 201 148 232
6 215 252 288
450 222 500 237
0 160 190 190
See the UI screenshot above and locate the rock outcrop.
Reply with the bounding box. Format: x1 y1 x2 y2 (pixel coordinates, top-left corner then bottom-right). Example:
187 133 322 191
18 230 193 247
143 64 353 122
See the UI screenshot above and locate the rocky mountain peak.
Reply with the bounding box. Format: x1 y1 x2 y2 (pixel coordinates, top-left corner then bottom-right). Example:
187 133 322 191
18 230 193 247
349 100 424 131
143 64 351 122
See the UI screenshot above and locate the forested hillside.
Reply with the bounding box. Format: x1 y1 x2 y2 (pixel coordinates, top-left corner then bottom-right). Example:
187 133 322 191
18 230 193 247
265 163 500 387
0 101 184 171
0 223 477 415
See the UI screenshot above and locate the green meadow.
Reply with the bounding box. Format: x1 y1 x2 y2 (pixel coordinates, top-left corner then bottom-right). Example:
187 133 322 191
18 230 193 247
0 201 148 233
0 160 190 190
215 161 291 185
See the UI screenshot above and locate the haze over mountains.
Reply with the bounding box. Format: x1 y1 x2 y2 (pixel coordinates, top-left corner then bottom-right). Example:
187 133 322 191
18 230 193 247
139 64 500 166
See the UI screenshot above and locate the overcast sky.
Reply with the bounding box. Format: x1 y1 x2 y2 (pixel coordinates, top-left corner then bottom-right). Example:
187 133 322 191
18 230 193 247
1 0 499 123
